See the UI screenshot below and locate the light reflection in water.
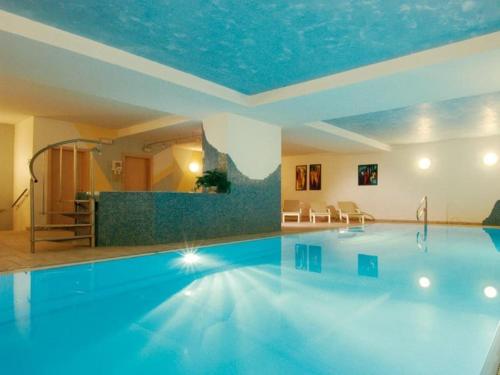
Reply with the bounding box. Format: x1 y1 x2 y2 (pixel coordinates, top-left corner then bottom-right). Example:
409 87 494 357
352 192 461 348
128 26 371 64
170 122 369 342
294 244 322 273
418 276 431 288
483 286 497 299
13 272 31 336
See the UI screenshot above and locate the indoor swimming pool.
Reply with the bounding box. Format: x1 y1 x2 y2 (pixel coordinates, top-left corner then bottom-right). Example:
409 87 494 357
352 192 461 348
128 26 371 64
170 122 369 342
0 224 499 374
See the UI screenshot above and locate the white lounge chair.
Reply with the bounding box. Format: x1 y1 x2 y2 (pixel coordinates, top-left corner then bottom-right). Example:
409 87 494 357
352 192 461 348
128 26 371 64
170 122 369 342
309 202 331 223
282 200 302 223
337 201 372 224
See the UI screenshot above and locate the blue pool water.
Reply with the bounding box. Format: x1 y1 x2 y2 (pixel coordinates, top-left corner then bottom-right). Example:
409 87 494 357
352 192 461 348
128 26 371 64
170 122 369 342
0 224 499 374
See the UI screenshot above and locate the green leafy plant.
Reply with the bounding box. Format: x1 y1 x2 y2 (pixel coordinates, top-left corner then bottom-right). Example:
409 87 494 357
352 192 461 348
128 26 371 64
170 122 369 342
195 169 231 193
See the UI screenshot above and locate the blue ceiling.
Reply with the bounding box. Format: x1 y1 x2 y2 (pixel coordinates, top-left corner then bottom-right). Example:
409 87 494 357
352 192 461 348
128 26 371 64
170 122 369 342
1 1 499 94
325 91 500 145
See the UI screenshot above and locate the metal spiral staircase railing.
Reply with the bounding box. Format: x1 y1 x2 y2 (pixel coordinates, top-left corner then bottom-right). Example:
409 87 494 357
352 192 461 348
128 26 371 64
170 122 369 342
29 138 112 253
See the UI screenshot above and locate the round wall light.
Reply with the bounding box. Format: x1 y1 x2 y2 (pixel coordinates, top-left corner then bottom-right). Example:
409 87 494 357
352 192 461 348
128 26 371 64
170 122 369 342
483 286 497 299
418 158 431 170
483 152 498 166
188 161 201 173
418 276 431 288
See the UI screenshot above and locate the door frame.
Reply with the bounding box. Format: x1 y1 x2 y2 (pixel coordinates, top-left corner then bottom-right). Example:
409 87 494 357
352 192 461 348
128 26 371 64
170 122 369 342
122 153 153 191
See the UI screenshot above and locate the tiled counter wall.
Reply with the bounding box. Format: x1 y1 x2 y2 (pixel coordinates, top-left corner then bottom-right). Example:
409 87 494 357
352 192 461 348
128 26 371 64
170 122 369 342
96 134 281 246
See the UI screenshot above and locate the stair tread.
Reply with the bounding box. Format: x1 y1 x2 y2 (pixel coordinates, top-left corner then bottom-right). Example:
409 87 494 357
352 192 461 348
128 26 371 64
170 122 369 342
45 211 93 215
35 223 92 229
59 200 91 203
34 235 93 242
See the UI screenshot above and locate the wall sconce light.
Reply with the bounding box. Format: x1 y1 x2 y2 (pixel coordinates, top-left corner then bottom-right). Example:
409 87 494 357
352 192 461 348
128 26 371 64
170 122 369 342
483 152 498 166
418 158 431 170
188 161 201 173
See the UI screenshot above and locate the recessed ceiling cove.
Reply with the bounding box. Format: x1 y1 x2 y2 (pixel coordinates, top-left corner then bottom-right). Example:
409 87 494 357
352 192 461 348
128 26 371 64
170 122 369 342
1 1 499 94
325 91 500 145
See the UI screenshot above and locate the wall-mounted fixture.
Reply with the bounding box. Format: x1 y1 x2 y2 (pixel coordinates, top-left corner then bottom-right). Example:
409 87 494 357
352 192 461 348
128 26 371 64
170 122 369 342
483 152 498 166
112 160 123 175
188 161 201 173
143 134 202 153
418 158 431 170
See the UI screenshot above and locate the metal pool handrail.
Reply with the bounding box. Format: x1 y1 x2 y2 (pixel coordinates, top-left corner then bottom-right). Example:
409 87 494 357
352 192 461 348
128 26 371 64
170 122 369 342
416 195 428 225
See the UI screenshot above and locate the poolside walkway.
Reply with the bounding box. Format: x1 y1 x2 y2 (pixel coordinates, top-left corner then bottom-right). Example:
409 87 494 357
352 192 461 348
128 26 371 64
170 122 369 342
0 221 350 273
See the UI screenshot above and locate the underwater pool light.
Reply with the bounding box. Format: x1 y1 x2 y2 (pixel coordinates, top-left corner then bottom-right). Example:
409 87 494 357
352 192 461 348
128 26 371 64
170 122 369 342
188 161 201 173
182 252 200 265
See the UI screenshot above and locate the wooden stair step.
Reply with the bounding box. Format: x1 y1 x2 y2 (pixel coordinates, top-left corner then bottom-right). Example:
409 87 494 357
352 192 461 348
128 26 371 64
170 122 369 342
34 223 92 230
59 199 91 204
34 235 93 242
45 211 93 216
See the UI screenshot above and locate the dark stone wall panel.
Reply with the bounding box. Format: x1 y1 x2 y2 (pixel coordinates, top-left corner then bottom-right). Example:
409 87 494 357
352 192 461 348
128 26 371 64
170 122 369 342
97 133 281 246
483 200 500 226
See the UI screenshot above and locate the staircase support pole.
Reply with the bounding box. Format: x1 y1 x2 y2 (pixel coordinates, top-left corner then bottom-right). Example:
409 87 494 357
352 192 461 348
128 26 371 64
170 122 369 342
30 178 35 254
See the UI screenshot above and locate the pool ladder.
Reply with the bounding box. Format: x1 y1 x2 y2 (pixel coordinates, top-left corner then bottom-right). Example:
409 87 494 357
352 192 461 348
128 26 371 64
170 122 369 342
416 196 428 225
416 196 428 251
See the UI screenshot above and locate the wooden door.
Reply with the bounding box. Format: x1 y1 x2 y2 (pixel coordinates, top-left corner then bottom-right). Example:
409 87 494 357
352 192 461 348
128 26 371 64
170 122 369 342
123 155 152 191
48 148 90 224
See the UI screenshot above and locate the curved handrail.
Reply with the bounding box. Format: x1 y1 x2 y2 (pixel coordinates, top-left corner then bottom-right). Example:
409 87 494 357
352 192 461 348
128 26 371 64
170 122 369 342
416 196 428 223
29 138 112 182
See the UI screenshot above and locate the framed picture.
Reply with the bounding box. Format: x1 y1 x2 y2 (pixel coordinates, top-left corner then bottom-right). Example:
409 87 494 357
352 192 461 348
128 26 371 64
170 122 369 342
309 164 321 190
295 165 307 191
358 164 378 186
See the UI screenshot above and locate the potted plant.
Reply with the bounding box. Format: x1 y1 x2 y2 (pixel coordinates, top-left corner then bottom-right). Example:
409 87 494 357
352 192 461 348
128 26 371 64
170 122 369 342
195 169 231 193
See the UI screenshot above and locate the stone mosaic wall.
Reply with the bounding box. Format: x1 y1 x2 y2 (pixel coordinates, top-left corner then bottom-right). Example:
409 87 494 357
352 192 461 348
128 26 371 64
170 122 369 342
96 134 281 246
483 200 500 226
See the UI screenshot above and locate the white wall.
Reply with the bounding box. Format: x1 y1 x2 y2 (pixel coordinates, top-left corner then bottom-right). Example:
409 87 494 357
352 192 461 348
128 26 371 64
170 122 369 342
203 113 281 179
282 136 500 223
12 117 34 231
0 124 14 230
152 145 203 192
